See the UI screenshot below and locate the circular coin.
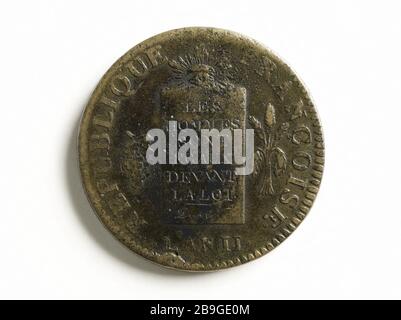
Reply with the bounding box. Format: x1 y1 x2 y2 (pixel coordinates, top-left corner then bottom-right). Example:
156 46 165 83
79 27 324 271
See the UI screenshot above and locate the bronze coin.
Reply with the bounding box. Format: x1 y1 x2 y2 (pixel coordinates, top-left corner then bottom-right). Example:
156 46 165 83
78 27 324 271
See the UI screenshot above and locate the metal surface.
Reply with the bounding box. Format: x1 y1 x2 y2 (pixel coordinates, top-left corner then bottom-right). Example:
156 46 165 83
78 27 324 271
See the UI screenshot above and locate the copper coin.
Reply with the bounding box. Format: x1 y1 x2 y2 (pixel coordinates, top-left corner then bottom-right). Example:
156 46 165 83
78 27 324 271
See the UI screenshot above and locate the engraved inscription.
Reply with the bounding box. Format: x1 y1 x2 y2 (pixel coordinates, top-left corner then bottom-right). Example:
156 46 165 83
164 236 242 253
158 47 247 225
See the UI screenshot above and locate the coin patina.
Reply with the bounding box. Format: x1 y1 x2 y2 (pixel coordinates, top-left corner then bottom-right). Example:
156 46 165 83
78 27 324 271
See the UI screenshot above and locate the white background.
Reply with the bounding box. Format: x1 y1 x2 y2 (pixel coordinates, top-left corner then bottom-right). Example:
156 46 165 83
1 0 400 300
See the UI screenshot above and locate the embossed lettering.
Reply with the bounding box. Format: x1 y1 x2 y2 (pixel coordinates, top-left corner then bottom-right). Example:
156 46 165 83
280 188 300 209
264 206 287 228
292 125 312 145
164 236 178 252
292 151 312 171
90 133 110 150
99 95 119 110
93 156 112 174
93 109 114 129
145 45 165 67
127 56 149 77
288 174 307 190
111 74 135 97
